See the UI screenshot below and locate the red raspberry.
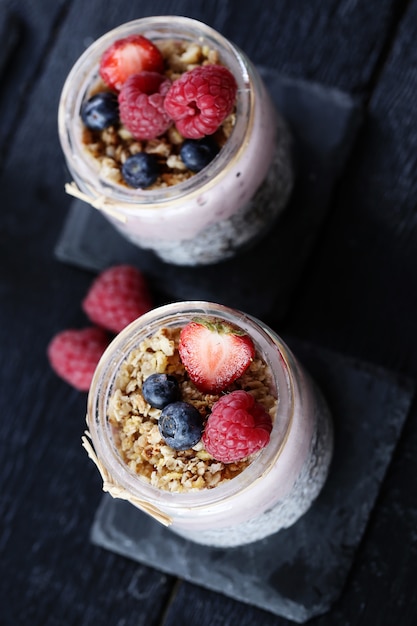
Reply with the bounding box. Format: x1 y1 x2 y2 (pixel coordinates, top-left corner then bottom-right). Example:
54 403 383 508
99 34 164 91
118 72 172 140
164 64 237 139
203 390 272 463
47 327 109 391
82 265 153 334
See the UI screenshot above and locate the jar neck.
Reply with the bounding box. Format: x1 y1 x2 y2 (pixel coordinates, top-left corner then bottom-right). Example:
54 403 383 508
58 16 256 213
87 302 295 514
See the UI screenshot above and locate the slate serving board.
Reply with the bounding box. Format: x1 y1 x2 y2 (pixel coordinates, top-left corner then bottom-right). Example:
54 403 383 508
90 341 414 623
55 69 362 320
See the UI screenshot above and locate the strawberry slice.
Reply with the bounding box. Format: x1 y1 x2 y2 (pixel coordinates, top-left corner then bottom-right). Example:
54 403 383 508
178 318 255 393
99 34 164 91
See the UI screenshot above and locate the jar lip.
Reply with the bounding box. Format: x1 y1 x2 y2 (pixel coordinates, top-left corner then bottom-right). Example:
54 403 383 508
87 301 295 512
58 16 255 213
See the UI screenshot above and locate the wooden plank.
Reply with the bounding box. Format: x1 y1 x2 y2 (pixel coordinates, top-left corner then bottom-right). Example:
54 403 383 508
0 1 68 162
286 0 417 378
283 2 417 624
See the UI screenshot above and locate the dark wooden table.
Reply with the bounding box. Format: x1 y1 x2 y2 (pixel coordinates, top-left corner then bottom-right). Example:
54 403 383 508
2 1 417 624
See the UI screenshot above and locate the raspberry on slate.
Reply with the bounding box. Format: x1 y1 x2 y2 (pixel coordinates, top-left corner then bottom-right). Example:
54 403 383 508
82 265 153 334
178 317 255 394
47 327 110 391
99 34 165 91
164 64 237 139
203 390 273 463
118 71 173 140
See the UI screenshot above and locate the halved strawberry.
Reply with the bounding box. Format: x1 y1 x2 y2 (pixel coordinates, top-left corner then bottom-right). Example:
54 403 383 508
99 34 164 91
178 317 255 394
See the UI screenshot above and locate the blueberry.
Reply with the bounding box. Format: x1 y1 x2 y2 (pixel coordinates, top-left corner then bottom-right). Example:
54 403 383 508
142 373 180 409
180 137 220 172
159 402 204 450
80 91 119 130
121 153 159 188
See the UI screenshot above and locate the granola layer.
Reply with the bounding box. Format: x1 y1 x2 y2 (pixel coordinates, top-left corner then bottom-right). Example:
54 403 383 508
108 326 277 492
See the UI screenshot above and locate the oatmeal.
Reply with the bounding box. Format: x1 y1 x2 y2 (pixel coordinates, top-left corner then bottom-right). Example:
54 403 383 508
108 326 277 493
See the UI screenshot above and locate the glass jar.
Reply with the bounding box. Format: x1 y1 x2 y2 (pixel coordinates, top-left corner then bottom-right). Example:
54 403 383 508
86 301 333 547
58 16 294 266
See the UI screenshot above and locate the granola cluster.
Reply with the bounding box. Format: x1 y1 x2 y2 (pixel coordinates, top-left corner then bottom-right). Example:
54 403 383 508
82 39 236 189
108 326 277 492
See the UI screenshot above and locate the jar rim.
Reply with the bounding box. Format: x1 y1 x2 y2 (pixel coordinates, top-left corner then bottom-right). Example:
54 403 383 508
87 301 295 515
58 16 255 214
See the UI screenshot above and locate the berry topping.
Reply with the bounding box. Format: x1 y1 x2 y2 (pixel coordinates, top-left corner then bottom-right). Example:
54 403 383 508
159 401 204 450
121 152 159 188
178 318 255 394
80 91 119 130
82 265 153 334
180 137 220 172
47 327 109 391
142 373 180 409
164 64 237 139
118 71 172 140
99 34 164 91
203 390 272 463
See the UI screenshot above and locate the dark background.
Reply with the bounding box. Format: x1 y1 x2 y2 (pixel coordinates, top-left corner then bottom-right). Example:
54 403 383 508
1 0 417 624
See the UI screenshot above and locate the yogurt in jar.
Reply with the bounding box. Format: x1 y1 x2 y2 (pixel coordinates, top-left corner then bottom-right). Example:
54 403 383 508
86 302 333 547
58 17 294 266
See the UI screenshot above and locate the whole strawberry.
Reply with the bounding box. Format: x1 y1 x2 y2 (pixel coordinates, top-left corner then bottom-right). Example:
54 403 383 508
82 265 153 334
178 317 255 393
47 327 110 391
203 390 272 463
99 34 164 91
164 64 237 139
